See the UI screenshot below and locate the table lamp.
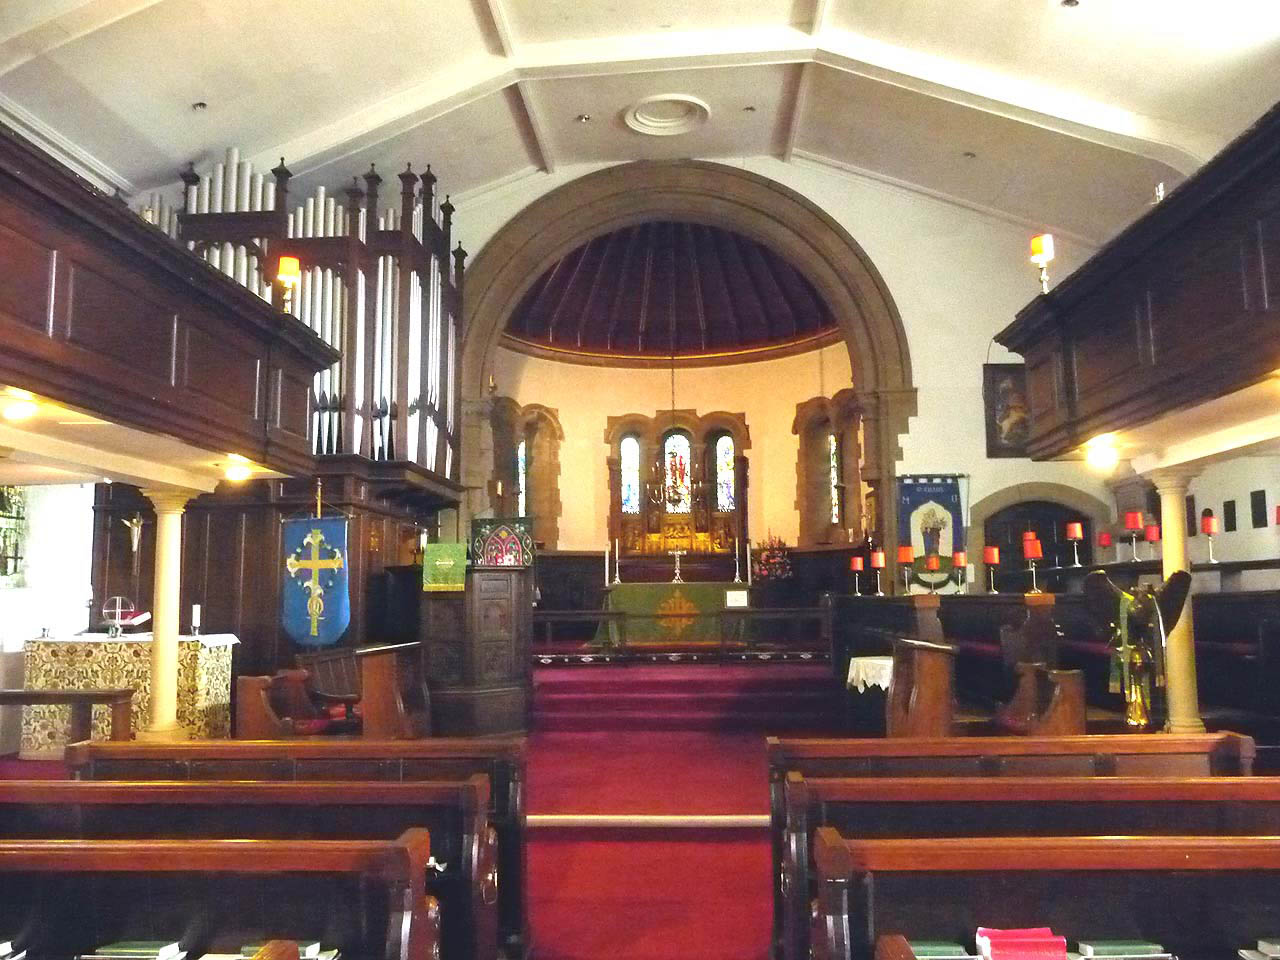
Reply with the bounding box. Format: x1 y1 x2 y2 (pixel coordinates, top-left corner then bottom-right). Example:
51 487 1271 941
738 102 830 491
870 548 886 596
1023 537 1044 594
1124 511 1144 562
983 545 1000 594
897 545 915 593
1065 521 1084 566
1201 514 1219 563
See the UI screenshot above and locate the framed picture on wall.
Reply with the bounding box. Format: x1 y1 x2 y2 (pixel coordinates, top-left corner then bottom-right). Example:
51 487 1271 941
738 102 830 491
983 363 1030 458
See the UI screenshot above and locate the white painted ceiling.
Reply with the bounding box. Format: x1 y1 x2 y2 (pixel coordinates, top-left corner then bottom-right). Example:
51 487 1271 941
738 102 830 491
1 0 1279 247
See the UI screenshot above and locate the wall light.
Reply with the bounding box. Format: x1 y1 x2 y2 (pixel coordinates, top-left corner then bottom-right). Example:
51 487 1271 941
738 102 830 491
223 462 252 483
1084 433 1120 472
1030 233 1055 294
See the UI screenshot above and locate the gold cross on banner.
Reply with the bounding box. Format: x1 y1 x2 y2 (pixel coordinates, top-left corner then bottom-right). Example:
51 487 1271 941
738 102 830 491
286 527 345 636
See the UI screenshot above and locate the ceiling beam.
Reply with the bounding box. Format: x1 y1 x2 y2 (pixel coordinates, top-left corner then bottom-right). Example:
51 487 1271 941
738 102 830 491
782 60 813 162
513 81 556 174
0 0 167 76
808 0 833 35
480 0 517 57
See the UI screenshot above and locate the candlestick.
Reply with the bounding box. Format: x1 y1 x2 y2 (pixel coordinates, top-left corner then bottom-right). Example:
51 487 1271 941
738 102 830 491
733 538 742 584
1066 522 1083 567
1023 538 1043 595
747 540 753 585
191 603 201 636
983 545 1000 594
850 555 863 596
1144 523 1160 561
952 551 967 594
897 545 914 594
870 549 885 596
613 542 621 584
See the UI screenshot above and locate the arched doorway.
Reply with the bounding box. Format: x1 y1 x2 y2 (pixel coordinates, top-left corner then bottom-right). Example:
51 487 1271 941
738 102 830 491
458 160 916 560
984 500 1092 594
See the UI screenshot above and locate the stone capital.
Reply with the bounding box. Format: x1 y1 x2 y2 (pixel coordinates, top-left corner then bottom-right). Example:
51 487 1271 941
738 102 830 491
1143 466 1202 495
141 488 194 514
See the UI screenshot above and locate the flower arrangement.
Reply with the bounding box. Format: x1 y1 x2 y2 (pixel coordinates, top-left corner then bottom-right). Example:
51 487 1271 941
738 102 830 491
752 533 793 581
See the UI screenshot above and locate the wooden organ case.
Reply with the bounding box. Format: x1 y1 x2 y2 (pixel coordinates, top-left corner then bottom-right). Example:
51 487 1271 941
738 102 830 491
93 149 467 674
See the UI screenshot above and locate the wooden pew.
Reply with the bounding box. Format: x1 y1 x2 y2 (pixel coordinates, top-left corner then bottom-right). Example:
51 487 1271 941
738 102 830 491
813 831 1280 960
0 830 439 960
1190 590 1280 713
765 732 1254 960
885 637 955 738
0 778 497 960
65 737 529 960
781 775 1280 960
235 672 346 738
824 594 944 683
0 687 133 745
938 593 1057 702
296 641 430 738
992 663 1085 736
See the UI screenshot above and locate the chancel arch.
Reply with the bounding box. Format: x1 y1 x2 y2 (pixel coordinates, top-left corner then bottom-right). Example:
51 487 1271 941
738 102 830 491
460 160 916 555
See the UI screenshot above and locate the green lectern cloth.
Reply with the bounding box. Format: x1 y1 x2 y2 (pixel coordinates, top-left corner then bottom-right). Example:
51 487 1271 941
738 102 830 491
594 582 735 646
422 543 467 592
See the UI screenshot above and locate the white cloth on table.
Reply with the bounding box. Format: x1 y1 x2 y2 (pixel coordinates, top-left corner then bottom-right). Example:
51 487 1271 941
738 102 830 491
846 655 893 693
33 631 239 646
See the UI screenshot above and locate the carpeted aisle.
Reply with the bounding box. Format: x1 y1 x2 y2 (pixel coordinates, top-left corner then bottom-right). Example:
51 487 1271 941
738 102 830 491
528 662 840 959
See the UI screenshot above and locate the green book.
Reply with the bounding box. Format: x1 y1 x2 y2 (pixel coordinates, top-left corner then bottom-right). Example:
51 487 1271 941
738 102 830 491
1077 942 1165 957
909 942 973 958
95 943 181 959
239 944 321 960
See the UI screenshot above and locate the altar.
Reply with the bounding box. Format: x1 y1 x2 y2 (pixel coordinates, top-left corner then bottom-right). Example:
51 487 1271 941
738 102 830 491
20 632 236 757
596 582 749 646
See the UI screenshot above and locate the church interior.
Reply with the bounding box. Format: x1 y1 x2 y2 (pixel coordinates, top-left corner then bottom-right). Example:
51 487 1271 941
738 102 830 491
3 1 1280 958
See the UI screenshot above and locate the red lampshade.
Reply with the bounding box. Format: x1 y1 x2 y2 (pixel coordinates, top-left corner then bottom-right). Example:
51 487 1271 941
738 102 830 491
1145 523 1161 543
926 554 941 571
850 556 864 571
1124 511 1143 531
276 255 302 288
1023 538 1044 560
1022 530 1037 541
870 550 886 569
983 546 1000 565
1065 522 1084 541
953 550 967 568
1201 514 1219 536
1098 531 1113 547
897 545 915 564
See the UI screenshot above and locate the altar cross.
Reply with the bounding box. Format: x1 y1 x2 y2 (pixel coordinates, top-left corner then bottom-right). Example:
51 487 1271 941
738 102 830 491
286 528 345 637
668 549 686 583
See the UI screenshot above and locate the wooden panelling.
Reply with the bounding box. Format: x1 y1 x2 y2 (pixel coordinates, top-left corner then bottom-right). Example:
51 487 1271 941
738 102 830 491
66 260 175 383
0 218 52 333
270 366 312 442
996 100 1280 458
181 317 261 420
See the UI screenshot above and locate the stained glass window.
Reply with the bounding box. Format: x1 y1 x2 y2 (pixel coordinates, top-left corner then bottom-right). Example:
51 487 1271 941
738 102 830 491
620 435 641 515
715 435 735 512
664 433 692 514
828 432 841 525
516 439 527 517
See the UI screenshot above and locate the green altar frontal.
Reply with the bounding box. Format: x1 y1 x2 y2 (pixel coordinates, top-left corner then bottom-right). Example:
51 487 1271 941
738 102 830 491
596 581 743 647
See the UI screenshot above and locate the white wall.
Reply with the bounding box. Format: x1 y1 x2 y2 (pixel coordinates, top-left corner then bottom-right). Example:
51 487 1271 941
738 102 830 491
459 156 1117 549
1184 455 1280 591
0 483 94 652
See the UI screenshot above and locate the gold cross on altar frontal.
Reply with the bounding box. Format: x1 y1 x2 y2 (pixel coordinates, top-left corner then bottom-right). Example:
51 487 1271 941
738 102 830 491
286 527 345 636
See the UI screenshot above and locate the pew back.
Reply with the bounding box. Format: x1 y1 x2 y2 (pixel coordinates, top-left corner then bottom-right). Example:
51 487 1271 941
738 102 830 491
0 779 496 960
813 831 1280 960
65 739 527 960
783 776 1280 960
0 830 439 960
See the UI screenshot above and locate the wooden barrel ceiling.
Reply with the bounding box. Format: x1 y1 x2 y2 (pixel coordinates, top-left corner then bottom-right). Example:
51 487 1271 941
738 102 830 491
503 220 838 363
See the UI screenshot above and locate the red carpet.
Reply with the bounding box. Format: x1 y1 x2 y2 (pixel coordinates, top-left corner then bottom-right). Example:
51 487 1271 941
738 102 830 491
534 662 841 732
528 663 840 958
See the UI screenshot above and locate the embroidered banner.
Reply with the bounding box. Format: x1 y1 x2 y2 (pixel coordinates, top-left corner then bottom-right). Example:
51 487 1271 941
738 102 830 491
471 518 535 567
423 542 468 592
282 517 350 647
896 475 965 593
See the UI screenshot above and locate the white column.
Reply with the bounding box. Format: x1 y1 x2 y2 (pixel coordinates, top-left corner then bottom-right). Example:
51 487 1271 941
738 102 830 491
138 489 192 740
1146 468 1205 734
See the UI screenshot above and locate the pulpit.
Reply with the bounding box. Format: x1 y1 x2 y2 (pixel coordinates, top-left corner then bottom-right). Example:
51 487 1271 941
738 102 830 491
20 631 236 756
422 565 533 735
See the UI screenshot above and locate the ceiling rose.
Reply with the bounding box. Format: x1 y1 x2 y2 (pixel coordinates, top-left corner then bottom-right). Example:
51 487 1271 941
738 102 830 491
623 94 711 137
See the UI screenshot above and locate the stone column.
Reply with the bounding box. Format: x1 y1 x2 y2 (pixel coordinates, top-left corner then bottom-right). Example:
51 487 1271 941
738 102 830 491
138 489 191 741
1146 468 1205 734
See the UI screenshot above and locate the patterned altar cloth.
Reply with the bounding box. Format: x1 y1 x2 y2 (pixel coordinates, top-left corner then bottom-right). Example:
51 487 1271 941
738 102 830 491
595 582 732 646
846 655 894 693
20 632 236 757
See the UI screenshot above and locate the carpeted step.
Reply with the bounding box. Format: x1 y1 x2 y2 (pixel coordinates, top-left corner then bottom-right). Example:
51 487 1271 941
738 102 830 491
536 709 838 732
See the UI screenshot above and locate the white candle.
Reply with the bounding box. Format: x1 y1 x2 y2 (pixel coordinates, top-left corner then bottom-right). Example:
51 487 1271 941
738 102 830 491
605 544 610 587
746 540 753 585
191 603 201 631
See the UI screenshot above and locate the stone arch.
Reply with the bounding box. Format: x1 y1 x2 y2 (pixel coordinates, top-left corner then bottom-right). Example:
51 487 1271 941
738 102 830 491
460 160 916 552
966 482 1113 593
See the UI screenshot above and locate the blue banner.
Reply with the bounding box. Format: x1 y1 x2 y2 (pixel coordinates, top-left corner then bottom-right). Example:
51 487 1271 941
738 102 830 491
282 517 350 647
897 475 965 593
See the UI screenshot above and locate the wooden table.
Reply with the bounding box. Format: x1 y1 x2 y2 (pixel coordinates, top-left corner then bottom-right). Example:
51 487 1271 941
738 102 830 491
0 688 132 744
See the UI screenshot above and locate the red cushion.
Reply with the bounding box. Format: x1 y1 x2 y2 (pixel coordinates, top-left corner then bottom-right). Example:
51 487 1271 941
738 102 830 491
291 717 331 735
1060 640 1113 658
955 638 1002 659
1196 641 1259 657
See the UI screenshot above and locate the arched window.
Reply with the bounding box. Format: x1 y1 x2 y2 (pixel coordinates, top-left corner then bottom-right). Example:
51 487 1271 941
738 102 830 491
620 435 641 515
828 432 842 525
516 439 527 517
715 434 735 512
663 432 692 514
